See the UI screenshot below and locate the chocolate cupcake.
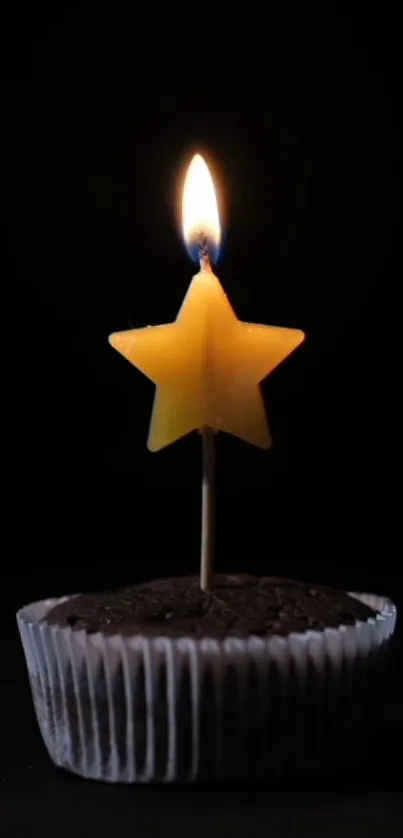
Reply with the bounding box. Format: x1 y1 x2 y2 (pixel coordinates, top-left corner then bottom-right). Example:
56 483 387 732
17 575 396 783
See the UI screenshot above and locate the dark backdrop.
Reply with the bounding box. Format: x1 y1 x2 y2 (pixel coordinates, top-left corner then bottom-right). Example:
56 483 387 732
4 9 400 605
2 9 401 829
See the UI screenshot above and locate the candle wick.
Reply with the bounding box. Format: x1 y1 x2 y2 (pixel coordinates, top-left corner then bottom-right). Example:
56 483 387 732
198 232 212 272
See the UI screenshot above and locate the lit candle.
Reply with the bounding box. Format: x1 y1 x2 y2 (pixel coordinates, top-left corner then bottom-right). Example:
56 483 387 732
109 153 305 589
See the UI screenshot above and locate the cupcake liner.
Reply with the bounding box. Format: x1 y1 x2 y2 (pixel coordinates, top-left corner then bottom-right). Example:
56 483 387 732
17 591 397 783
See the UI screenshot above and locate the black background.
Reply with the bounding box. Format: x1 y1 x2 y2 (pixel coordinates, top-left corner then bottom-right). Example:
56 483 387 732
2 8 402 835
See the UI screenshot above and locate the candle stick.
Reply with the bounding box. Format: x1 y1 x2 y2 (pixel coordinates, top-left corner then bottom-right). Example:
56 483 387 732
109 153 305 591
200 425 215 591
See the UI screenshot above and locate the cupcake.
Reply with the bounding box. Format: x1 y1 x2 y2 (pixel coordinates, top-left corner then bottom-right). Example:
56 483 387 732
17 574 396 783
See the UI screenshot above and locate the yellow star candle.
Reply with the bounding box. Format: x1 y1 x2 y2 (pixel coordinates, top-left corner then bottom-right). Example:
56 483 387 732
109 153 305 589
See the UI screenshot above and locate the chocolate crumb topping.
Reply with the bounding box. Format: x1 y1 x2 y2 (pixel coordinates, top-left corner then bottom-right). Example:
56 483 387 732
43 575 377 639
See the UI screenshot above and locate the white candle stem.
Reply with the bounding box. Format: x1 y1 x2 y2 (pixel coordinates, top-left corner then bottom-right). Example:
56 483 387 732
200 426 215 592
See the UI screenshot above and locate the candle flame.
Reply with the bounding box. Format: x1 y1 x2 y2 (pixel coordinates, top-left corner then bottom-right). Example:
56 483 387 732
182 154 221 263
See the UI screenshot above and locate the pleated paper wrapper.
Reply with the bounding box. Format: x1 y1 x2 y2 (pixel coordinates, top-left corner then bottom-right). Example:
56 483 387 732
17 592 396 783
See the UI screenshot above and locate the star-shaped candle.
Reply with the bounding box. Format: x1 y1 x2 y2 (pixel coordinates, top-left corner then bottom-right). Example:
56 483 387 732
109 154 305 589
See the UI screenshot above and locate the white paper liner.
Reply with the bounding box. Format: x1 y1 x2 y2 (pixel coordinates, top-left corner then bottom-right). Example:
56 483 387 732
17 591 397 783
